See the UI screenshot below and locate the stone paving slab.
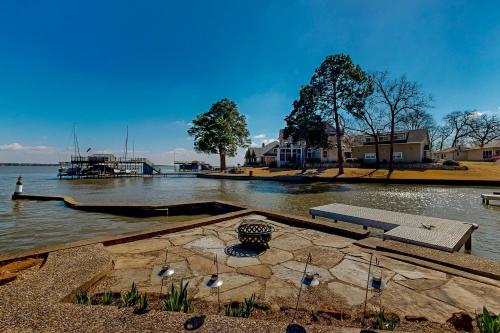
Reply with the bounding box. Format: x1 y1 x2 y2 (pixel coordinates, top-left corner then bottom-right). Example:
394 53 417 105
2 214 492 331
95 215 500 326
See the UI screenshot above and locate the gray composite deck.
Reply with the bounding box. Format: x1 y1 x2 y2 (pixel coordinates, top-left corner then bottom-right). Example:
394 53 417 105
309 203 478 252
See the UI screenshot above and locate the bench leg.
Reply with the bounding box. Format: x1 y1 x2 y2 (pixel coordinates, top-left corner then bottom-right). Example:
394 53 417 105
363 226 368 230
465 236 472 254
334 219 337 223
311 215 315 219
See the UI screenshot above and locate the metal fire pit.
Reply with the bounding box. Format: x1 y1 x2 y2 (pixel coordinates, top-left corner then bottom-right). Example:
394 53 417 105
237 219 275 248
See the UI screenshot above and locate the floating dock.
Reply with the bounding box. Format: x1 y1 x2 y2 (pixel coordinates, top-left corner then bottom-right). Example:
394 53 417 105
310 203 478 253
481 193 500 205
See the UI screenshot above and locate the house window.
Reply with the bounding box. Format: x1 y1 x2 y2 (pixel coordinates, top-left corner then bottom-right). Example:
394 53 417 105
393 152 403 160
322 150 328 158
394 133 406 141
379 135 390 142
495 150 500 156
483 150 492 159
365 136 375 143
364 153 376 160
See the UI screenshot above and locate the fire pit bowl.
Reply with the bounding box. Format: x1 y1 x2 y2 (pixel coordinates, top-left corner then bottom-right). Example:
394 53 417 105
236 219 275 249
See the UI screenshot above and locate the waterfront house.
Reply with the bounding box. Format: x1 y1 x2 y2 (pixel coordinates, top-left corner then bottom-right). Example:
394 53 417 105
351 129 431 163
465 143 500 160
276 126 351 167
432 146 468 161
434 142 500 161
244 141 279 166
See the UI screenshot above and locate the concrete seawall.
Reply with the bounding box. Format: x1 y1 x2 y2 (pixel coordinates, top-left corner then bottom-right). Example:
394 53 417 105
11 193 246 217
198 173 500 187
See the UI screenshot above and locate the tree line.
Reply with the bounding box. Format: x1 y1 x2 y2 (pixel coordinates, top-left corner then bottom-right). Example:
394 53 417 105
187 54 499 171
284 54 500 172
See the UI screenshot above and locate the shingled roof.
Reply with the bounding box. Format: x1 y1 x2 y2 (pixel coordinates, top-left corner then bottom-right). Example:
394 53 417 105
352 128 429 146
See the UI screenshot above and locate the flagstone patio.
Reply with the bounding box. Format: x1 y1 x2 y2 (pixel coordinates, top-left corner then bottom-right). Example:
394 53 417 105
98 214 500 324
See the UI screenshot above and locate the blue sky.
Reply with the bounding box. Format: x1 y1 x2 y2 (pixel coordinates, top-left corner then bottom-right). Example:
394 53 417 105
0 0 499 164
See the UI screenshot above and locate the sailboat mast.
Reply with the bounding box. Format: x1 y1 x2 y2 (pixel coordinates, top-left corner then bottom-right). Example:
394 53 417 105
73 125 81 158
124 126 129 161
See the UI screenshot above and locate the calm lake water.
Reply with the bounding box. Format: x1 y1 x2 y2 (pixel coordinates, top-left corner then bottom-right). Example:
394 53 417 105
1 166 499 260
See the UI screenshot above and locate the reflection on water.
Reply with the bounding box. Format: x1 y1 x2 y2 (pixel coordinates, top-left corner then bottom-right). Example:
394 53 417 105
247 181 352 194
0 165 499 260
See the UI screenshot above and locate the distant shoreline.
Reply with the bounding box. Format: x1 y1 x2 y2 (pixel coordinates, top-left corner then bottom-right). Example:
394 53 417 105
0 163 58 166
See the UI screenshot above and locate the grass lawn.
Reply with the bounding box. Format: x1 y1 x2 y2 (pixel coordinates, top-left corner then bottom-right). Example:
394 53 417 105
222 162 500 181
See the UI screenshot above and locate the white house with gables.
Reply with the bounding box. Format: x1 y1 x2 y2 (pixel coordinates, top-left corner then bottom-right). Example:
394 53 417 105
276 126 351 167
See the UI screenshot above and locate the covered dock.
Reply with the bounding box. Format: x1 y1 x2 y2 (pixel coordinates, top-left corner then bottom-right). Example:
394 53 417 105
309 203 478 253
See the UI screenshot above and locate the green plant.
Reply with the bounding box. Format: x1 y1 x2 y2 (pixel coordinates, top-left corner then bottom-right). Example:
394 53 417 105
477 306 500 333
224 293 256 318
373 309 397 331
101 291 113 305
134 294 149 314
243 293 256 317
162 281 191 313
75 290 89 305
121 282 139 307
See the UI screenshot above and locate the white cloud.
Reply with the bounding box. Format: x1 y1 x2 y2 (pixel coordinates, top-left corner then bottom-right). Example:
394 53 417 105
253 134 267 139
0 142 55 152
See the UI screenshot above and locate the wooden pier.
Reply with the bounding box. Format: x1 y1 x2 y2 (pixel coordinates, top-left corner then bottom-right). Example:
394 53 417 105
310 203 478 253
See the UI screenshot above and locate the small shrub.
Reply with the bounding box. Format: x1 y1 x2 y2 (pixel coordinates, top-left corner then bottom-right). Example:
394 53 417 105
224 293 256 318
443 160 460 166
373 309 398 331
163 281 191 313
75 290 89 305
121 282 139 307
477 306 500 333
134 294 149 314
101 291 113 305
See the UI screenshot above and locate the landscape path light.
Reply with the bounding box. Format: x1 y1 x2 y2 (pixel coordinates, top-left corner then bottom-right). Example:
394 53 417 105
205 253 223 311
292 252 319 321
158 248 175 298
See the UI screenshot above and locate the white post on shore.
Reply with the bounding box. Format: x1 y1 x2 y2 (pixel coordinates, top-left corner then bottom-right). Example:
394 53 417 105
15 176 23 194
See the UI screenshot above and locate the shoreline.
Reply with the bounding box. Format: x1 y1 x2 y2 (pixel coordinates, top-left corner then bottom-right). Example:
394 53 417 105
198 173 500 187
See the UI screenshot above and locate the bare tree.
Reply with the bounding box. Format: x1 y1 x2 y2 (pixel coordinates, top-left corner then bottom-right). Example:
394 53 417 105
371 71 432 172
468 113 500 147
350 97 389 168
399 108 435 130
430 125 452 152
443 110 475 147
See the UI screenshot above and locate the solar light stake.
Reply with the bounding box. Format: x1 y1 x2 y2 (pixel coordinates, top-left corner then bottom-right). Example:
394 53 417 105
159 248 175 301
362 253 374 327
292 252 318 322
206 254 223 312
215 254 220 311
